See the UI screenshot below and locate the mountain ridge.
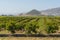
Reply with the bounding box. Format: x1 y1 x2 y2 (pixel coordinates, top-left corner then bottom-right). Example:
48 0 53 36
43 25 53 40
19 7 60 16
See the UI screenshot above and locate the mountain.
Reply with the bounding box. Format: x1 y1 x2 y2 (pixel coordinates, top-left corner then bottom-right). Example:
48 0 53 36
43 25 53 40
25 9 41 16
41 7 60 16
19 7 60 16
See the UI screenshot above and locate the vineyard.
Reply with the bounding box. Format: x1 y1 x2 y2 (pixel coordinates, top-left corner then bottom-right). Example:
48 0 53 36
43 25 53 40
0 16 60 34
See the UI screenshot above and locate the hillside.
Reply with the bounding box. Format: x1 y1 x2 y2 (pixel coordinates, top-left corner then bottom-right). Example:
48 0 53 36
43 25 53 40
41 7 60 16
25 9 41 16
19 7 60 16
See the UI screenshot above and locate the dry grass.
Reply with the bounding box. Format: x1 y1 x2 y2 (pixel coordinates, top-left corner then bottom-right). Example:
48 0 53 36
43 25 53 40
0 37 60 40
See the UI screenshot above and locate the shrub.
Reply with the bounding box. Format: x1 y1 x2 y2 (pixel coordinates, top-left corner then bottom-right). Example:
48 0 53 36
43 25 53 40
46 23 59 33
6 23 15 34
15 23 24 31
25 22 38 34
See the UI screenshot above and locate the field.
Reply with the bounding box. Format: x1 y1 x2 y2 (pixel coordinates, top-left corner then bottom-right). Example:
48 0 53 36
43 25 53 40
0 16 60 40
0 37 60 40
0 16 60 34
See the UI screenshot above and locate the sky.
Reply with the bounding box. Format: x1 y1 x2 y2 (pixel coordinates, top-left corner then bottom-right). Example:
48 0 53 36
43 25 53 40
0 0 60 15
